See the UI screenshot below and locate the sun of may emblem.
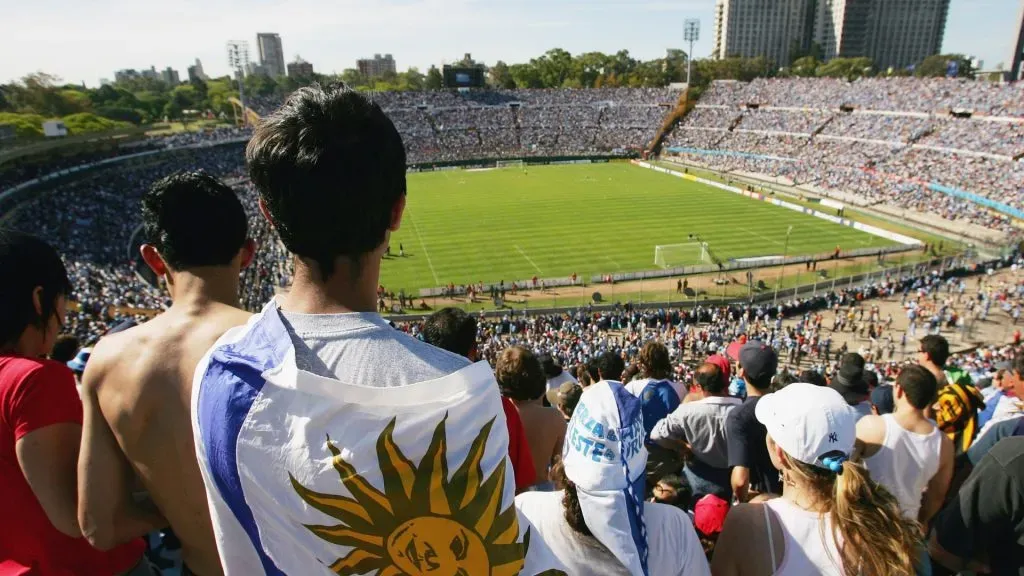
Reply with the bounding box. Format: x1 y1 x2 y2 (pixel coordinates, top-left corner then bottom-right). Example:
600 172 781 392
290 415 561 576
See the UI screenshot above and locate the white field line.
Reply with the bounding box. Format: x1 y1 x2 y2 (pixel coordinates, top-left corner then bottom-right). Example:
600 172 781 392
515 245 544 274
407 212 440 285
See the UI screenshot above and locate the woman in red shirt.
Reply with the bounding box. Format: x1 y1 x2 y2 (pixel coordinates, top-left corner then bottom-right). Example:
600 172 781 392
0 230 145 575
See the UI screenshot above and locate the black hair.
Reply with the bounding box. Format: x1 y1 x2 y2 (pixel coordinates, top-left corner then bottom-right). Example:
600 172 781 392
141 171 248 270
246 84 407 280
422 307 476 359
495 346 546 401
539 354 563 379
745 370 775 392
896 364 939 410
695 363 725 394
653 474 693 511
50 334 81 363
772 370 795 391
920 335 950 367
799 369 828 387
588 351 625 382
0 230 72 347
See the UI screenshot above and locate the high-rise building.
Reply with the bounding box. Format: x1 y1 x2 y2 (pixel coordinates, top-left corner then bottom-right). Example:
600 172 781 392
114 69 140 83
141 66 160 81
356 54 397 79
1011 0 1024 81
256 33 286 78
287 57 314 78
161 67 180 85
813 0 950 70
187 59 206 83
713 0 817 65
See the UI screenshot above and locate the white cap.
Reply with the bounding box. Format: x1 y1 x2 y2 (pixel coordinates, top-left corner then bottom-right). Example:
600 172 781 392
755 383 858 471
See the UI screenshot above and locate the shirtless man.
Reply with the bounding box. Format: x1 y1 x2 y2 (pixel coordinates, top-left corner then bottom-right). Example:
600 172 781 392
77 171 255 576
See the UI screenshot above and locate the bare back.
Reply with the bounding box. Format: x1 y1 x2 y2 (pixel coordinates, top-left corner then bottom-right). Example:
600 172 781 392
91 303 250 576
514 400 567 485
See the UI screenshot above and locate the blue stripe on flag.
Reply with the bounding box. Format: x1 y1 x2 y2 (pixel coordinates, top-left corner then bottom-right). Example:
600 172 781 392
197 309 291 576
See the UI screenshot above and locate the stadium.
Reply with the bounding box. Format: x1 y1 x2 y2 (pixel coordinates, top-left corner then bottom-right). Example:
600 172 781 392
3 9 1024 575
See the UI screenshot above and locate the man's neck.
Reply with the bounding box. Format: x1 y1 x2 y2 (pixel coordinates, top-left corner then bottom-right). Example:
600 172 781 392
745 382 768 398
166 269 240 310
282 256 379 314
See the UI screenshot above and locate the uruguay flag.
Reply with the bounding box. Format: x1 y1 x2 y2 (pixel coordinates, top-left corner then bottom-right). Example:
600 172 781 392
191 301 565 575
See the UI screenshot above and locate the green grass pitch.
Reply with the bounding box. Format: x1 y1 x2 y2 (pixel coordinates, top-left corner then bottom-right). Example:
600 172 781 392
380 163 898 292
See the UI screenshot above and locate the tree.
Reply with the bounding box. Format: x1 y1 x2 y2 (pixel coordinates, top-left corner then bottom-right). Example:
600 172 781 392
816 57 874 80
489 61 515 89
915 54 975 79
509 63 543 88
341 68 369 89
162 100 182 122
425 66 443 90
791 56 821 78
402 67 426 91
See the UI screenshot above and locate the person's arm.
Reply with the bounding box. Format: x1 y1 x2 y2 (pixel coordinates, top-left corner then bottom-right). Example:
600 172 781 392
548 415 567 480
725 412 751 502
17 423 83 537
919 433 954 531
710 504 757 576
650 407 687 449
77 355 167 550
853 414 886 461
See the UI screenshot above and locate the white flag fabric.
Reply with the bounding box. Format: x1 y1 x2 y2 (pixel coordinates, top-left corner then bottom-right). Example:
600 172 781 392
191 301 565 575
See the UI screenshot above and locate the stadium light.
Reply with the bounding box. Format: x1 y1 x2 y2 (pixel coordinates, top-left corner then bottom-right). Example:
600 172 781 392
227 40 250 126
683 19 700 86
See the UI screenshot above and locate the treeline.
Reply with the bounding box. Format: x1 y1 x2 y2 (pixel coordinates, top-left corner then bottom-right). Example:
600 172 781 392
0 50 976 138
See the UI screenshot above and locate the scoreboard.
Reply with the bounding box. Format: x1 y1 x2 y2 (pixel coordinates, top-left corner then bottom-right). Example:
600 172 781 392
442 65 485 88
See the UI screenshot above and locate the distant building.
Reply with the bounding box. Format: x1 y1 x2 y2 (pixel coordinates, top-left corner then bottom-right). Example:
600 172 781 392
114 69 140 83
141 66 160 81
713 0 816 65
245 62 268 77
713 0 950 70
1011 0 1024 81
357 53 397 79
187 58 208 83
256 33 286 78
288 58 314 78
161 67 180 85
99 78 112 86
814 0 950 70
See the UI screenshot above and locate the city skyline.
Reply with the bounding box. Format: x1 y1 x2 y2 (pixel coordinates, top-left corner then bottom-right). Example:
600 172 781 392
0 0 1020 86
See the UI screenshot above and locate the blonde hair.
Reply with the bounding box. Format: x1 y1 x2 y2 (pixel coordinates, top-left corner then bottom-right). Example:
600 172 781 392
783 453 921 576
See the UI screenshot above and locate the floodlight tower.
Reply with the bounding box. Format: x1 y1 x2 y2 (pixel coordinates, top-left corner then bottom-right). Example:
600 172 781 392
227 40 250 126
684 19 700 86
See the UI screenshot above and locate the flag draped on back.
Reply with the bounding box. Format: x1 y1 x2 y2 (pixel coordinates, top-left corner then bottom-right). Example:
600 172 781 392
191 301 565 575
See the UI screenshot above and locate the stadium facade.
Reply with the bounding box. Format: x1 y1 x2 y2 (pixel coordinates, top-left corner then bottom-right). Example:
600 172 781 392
715 0 950 69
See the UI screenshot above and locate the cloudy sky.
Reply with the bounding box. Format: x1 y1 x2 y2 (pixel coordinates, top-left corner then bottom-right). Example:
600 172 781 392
1 0 1020 86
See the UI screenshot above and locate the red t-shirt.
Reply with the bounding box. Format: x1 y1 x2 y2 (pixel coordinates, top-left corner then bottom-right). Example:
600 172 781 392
501 397 537 491
0 355 144 576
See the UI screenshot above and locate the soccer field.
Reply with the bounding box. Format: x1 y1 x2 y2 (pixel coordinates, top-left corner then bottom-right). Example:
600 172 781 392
381 163 899 292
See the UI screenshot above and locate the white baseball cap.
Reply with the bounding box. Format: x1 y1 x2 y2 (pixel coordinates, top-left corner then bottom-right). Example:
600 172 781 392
755 383 858 471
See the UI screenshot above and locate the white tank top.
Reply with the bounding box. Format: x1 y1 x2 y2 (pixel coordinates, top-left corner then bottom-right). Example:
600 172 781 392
763 498 844 575
863 413 942 520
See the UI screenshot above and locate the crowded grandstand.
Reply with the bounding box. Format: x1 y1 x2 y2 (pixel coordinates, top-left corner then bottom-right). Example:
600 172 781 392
3 56 1024 575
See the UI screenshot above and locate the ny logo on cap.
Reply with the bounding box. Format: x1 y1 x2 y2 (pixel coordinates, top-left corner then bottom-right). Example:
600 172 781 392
828 432 838 443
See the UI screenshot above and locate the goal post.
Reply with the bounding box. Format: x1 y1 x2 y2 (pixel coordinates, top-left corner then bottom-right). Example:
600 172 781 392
654 242 710 269
496 159 525 169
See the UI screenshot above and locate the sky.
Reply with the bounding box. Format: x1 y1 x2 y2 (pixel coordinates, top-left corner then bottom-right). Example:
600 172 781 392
0 0 1020 87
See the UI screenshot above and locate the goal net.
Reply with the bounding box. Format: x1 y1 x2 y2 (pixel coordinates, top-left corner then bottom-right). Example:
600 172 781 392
654 242 710 269
496 159 525 169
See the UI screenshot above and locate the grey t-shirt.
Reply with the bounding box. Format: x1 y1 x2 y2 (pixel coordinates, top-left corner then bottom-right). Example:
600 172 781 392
279 309 469 386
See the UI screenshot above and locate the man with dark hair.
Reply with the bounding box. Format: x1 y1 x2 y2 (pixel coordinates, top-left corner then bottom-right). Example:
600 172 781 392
539 353 577 397
0 230 146 575
189 87 558 574
923 334 986 456
496 347 565 491
652 363 741 500
830 352 873 419
422 308 536 492
725 341 782 501
77 171 256 576
50 334 80 364
858 365 953 528
798 368 827 387
587 350 625 383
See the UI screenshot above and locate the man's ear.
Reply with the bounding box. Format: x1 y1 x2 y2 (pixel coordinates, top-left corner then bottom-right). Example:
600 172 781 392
239 238 257 270
390 194 406 232
140 244 168 278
